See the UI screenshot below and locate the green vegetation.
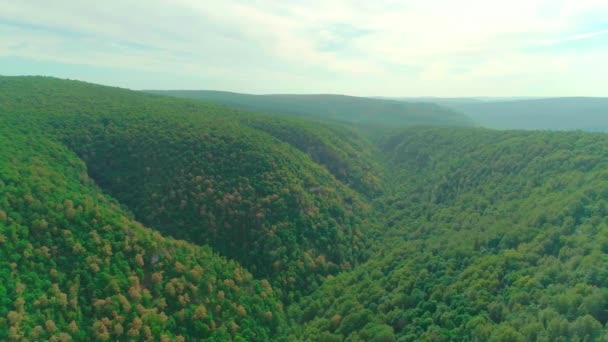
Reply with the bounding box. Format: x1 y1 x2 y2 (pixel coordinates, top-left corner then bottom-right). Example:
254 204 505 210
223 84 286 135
290 127 608 341
0 120 283 341
0 76 373 301
3 76 608 340
239 115 383 196
145 90 474 128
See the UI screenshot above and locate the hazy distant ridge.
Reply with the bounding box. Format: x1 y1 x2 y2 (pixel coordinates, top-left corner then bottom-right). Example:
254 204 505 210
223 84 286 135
384 96 608 131
145 90 474 127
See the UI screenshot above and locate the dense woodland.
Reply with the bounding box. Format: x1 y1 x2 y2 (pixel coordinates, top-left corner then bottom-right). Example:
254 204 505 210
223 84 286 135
290 128 608 341
0 77 377 302
2 76 608 341
0 118 283 341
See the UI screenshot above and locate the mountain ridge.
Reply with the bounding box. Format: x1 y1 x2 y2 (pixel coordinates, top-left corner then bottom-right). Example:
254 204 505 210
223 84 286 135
144 89 474 128
3 75 608 340
384 96 608 131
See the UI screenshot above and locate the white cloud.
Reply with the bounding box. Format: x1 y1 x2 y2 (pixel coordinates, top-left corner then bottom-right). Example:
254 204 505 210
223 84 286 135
543 29 608 45
0 0 607 96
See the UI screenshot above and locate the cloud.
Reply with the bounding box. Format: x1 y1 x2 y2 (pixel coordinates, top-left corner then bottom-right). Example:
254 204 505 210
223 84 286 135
0 0 607 96
543 29 608 45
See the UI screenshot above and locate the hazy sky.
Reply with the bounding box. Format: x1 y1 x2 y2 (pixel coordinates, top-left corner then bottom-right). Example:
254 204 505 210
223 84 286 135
1 0 607 96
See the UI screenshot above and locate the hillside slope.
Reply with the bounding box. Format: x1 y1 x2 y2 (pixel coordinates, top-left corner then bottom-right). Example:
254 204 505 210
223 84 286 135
239 115 383 196
0 118 284 341
6 76 608 341
0 76 374 300
145 90 474 127
290 127 608 341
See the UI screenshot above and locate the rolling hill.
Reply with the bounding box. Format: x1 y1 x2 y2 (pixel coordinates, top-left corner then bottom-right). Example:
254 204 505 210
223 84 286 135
0 117 284 341
450 97 608 131
144 90 474 128
290 127 608 341
389 97 608 131
4 76 608 341
0 76 378 302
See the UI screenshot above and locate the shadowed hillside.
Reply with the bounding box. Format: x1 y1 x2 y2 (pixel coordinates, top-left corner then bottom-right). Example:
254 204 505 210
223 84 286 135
0 76 375 301
0 118 284 341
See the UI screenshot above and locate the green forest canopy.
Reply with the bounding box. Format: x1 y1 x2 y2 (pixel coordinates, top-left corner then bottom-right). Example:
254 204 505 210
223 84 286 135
0 117 284 341
0 76 377 301
2 76 608 341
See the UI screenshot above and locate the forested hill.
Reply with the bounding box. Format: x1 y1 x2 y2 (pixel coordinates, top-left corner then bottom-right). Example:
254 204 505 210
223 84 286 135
144 90 474 127
0 115 284 340
1 76 385 298
4 75 608 341
290 127 608 341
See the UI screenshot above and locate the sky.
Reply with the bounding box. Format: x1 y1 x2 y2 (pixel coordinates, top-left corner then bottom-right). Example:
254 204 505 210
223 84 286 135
1 0 607 97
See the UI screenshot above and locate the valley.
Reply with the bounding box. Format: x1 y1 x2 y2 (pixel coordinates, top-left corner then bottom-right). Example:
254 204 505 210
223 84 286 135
1 76 607 341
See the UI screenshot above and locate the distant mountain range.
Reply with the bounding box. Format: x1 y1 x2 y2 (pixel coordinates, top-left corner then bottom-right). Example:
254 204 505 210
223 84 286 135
385 97 608 131
145 90 474 127
375 96 545 103
3 76 608 341
150 91 608 132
